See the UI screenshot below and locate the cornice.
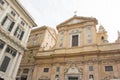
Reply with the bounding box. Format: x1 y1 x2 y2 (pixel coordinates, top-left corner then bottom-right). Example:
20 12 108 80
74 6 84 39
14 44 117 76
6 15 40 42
57 16 98 30
34 56 120 65
35 43 120 59
31 26 48 32
7 0 37 27
0 27 25 52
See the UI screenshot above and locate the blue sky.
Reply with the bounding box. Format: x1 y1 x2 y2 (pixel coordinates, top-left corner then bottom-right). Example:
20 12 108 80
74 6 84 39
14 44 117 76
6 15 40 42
19 0 120 42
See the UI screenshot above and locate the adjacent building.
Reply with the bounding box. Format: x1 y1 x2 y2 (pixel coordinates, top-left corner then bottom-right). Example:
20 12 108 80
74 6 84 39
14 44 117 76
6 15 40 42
17 26 56 80
0 0 36 80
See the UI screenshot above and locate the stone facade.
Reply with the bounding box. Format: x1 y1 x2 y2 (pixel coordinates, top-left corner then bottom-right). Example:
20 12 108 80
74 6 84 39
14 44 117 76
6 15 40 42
18 26 56 80
0 0 36 80
19 15 120 80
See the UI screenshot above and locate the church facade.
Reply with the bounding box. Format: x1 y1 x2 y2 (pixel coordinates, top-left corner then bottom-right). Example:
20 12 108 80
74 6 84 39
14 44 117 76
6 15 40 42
19 15 120 80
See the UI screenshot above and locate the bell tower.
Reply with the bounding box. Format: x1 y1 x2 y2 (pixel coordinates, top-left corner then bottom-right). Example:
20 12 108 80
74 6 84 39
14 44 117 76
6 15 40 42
97 25 108 44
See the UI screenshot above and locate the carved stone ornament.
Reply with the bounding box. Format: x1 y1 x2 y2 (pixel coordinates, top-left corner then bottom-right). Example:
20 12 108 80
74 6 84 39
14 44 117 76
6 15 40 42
64 63 83 80
67 19 83 25
38 76 50 80
70 29 80 34
64 63 83 75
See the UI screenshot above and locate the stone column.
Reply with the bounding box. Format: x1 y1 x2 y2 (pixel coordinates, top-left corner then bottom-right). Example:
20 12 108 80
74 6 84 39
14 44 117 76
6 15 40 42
0 44 7 61
12 53 23 79
8 52 19 77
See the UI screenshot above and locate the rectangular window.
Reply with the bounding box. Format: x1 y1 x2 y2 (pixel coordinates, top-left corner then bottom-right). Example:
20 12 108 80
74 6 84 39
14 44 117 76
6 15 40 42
68 77 78 80
55 74 59 78
56 67 60 72
0 41 4 49
11 11 16 17
89 66 93 71
21 75 27 80
87 27 92 44
88 39 92 44
0 56 10 72
89 74 94 79
1 16 14 32
23 68 29 73
5 47 17 57
21 21 25 26
0 78 4 80
87 26 92 30
105 66 113 71
3 17 12 28
0 0 4 5
72 35 78 47
14 26 24 40
87 32 92 37
43 68 49 72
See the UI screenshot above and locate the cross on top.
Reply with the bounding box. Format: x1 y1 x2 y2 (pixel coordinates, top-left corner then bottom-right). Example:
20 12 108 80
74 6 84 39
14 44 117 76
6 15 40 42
74 11 77 16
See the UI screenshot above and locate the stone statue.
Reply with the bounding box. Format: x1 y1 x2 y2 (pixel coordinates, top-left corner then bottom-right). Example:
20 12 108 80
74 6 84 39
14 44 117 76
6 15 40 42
116 30 120 43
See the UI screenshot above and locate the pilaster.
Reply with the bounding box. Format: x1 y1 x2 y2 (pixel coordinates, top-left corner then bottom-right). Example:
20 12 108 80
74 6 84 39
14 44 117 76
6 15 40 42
8 52 19 77
0 44 7 61
12 53 23 79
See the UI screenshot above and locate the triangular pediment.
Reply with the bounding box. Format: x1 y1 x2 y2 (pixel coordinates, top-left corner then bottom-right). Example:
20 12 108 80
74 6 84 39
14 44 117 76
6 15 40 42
66 18 84 25
58 16 86 26
57 16 97 29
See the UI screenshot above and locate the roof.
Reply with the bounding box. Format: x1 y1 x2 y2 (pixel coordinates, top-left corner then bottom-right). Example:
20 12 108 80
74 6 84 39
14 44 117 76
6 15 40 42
11 0 37 27
57 15 98 29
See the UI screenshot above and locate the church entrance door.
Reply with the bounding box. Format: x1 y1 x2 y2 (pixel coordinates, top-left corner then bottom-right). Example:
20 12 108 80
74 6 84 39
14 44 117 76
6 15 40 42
68 77 78 80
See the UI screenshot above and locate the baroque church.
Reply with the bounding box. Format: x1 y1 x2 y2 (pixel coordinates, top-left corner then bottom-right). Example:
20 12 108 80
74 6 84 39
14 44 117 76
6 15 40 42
18 15 120 80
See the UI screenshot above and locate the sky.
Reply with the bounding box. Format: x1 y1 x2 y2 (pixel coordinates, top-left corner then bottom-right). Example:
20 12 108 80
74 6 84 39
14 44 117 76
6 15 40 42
19 0 120 42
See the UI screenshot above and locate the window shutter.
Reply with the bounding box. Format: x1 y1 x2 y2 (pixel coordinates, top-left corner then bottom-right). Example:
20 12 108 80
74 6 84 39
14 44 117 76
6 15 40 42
12 51 17 57
19 31 24 40
0 43 4 49
1 16 8 25
14 27 19 36
72 35 78 47
0 56 10 72
5 47 10 53
8 22 15 32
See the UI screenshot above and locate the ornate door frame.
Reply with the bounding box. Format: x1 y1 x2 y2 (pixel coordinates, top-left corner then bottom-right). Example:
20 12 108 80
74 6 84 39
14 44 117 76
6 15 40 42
64 63 83 80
